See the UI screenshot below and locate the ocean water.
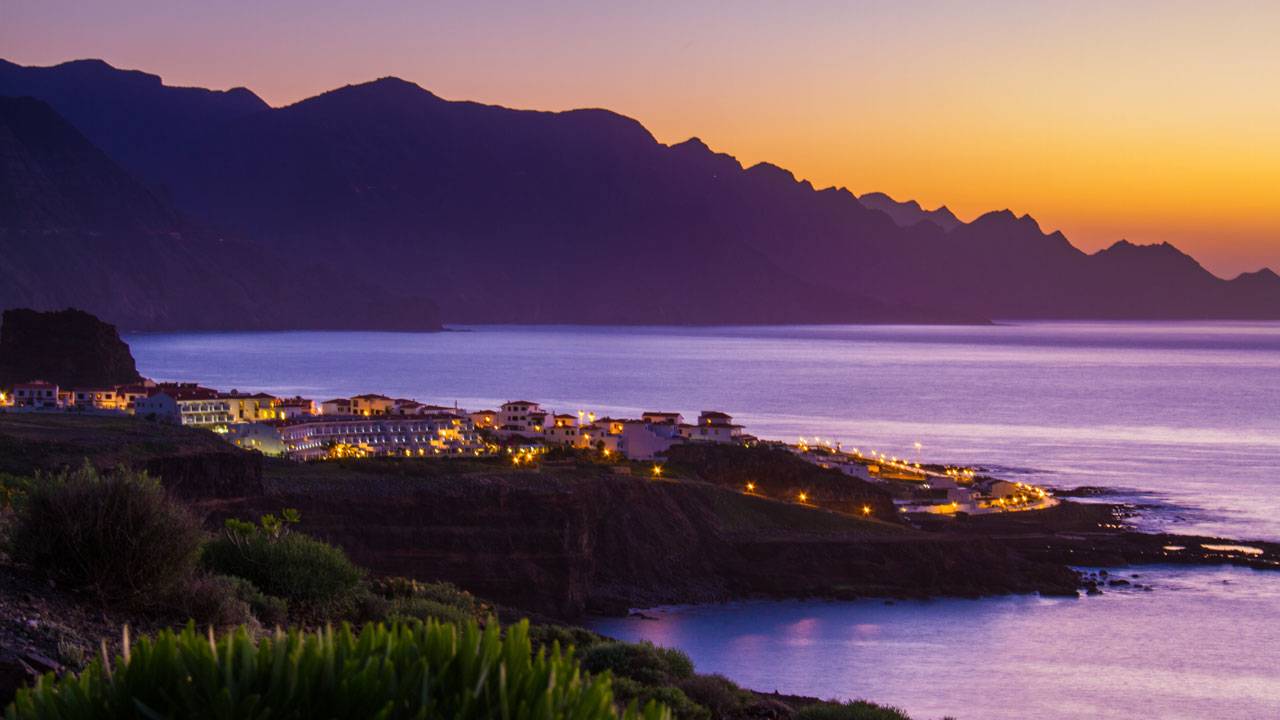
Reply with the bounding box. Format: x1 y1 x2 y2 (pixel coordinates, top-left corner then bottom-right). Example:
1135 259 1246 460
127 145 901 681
587 565 1280 720
125 321 1280 718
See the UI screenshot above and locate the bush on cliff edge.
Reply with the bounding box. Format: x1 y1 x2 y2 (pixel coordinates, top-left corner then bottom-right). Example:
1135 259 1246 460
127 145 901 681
201 510 364 620
6 463 203 604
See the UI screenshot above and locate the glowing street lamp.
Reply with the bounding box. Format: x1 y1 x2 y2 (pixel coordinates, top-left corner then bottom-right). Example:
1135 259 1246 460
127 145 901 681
746 482 755 492
798 492 808 503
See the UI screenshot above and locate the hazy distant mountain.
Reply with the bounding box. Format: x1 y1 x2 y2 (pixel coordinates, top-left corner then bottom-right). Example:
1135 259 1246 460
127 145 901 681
4 58 1279 324
0 58 266 183
0 96 441 331
857 192 961 231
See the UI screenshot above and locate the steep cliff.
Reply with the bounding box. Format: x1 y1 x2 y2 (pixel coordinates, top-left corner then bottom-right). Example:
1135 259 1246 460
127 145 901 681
203 463 1079 618
0 307 141 388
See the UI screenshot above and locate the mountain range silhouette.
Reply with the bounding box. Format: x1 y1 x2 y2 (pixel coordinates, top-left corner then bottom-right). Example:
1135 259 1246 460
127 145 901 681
2 58 1276 329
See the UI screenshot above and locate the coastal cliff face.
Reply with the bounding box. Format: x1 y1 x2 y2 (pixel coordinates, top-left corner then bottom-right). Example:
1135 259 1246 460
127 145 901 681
0 307 141 388
204 466 1079 618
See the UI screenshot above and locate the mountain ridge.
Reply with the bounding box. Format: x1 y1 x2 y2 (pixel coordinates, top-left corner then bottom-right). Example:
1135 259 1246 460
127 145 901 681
2 58 1277 325
0 96 442 332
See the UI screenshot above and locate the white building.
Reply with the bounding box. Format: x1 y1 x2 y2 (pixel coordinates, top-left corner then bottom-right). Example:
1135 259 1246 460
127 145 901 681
499 401 547 436
275 397 316 419
135 387 233 428
350 394 394 416
617 420 684 460
72 387 123 411
679 411 745 444
320 398 352 415
221 391 280 423
544 413 586 446
227 413 484 460
11 381 61 409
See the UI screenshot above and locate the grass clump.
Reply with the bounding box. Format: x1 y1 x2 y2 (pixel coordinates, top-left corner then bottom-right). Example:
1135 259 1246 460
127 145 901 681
201 510 363 620
5 463 203 603
6 620 671 720
796 699 913 720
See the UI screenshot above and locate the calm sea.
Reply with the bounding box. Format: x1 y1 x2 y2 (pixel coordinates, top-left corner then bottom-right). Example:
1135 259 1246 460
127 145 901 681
125 321 1280 719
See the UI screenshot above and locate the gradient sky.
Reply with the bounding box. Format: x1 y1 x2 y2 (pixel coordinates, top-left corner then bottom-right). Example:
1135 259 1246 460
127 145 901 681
5 0 1278 276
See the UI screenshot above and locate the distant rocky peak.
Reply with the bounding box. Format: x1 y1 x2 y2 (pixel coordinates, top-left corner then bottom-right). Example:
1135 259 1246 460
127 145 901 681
857 191 961 231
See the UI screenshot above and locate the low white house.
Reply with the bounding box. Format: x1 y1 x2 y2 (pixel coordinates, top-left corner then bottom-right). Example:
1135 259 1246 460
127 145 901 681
321 398 352 415
679 411 744 444
12 381 61 409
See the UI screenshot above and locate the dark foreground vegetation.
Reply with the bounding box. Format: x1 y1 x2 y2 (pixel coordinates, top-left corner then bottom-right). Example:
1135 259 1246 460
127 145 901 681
0 459 920 719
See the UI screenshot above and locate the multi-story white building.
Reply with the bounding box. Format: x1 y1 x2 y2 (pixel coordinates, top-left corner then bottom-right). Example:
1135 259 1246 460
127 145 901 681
221 391 280 422
227 413 484 460
544 413 586 446
350 393 394 416
498 401 548 436
134 387 233 428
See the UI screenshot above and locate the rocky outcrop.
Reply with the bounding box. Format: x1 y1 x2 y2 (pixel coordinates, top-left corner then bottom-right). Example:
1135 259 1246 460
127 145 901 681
0 307 141 388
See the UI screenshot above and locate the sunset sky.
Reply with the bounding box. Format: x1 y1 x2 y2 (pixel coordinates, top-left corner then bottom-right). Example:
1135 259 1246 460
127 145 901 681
5 0 1278 277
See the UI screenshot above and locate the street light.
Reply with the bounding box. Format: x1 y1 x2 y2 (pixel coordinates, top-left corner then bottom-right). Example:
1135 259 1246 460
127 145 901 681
746 482 755 492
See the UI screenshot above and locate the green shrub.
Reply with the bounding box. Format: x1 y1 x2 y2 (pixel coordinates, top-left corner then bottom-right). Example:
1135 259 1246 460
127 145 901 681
530 624 603 653
386 597 475 626
796 700 913 720
6 463 203 603
581 641 696 686
612 680 708 720
676 675 747 719
201 513 363 620
166 572 256 630
366 578 487 626
0 472 32 511
414 580 484 612
6 620 671 720
216 575 288 627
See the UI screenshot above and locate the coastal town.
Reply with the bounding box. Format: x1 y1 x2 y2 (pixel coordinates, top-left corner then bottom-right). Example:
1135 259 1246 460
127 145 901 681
0 378 1055 518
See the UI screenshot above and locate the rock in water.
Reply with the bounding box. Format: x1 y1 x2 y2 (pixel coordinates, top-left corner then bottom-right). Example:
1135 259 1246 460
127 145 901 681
0 307 143 388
